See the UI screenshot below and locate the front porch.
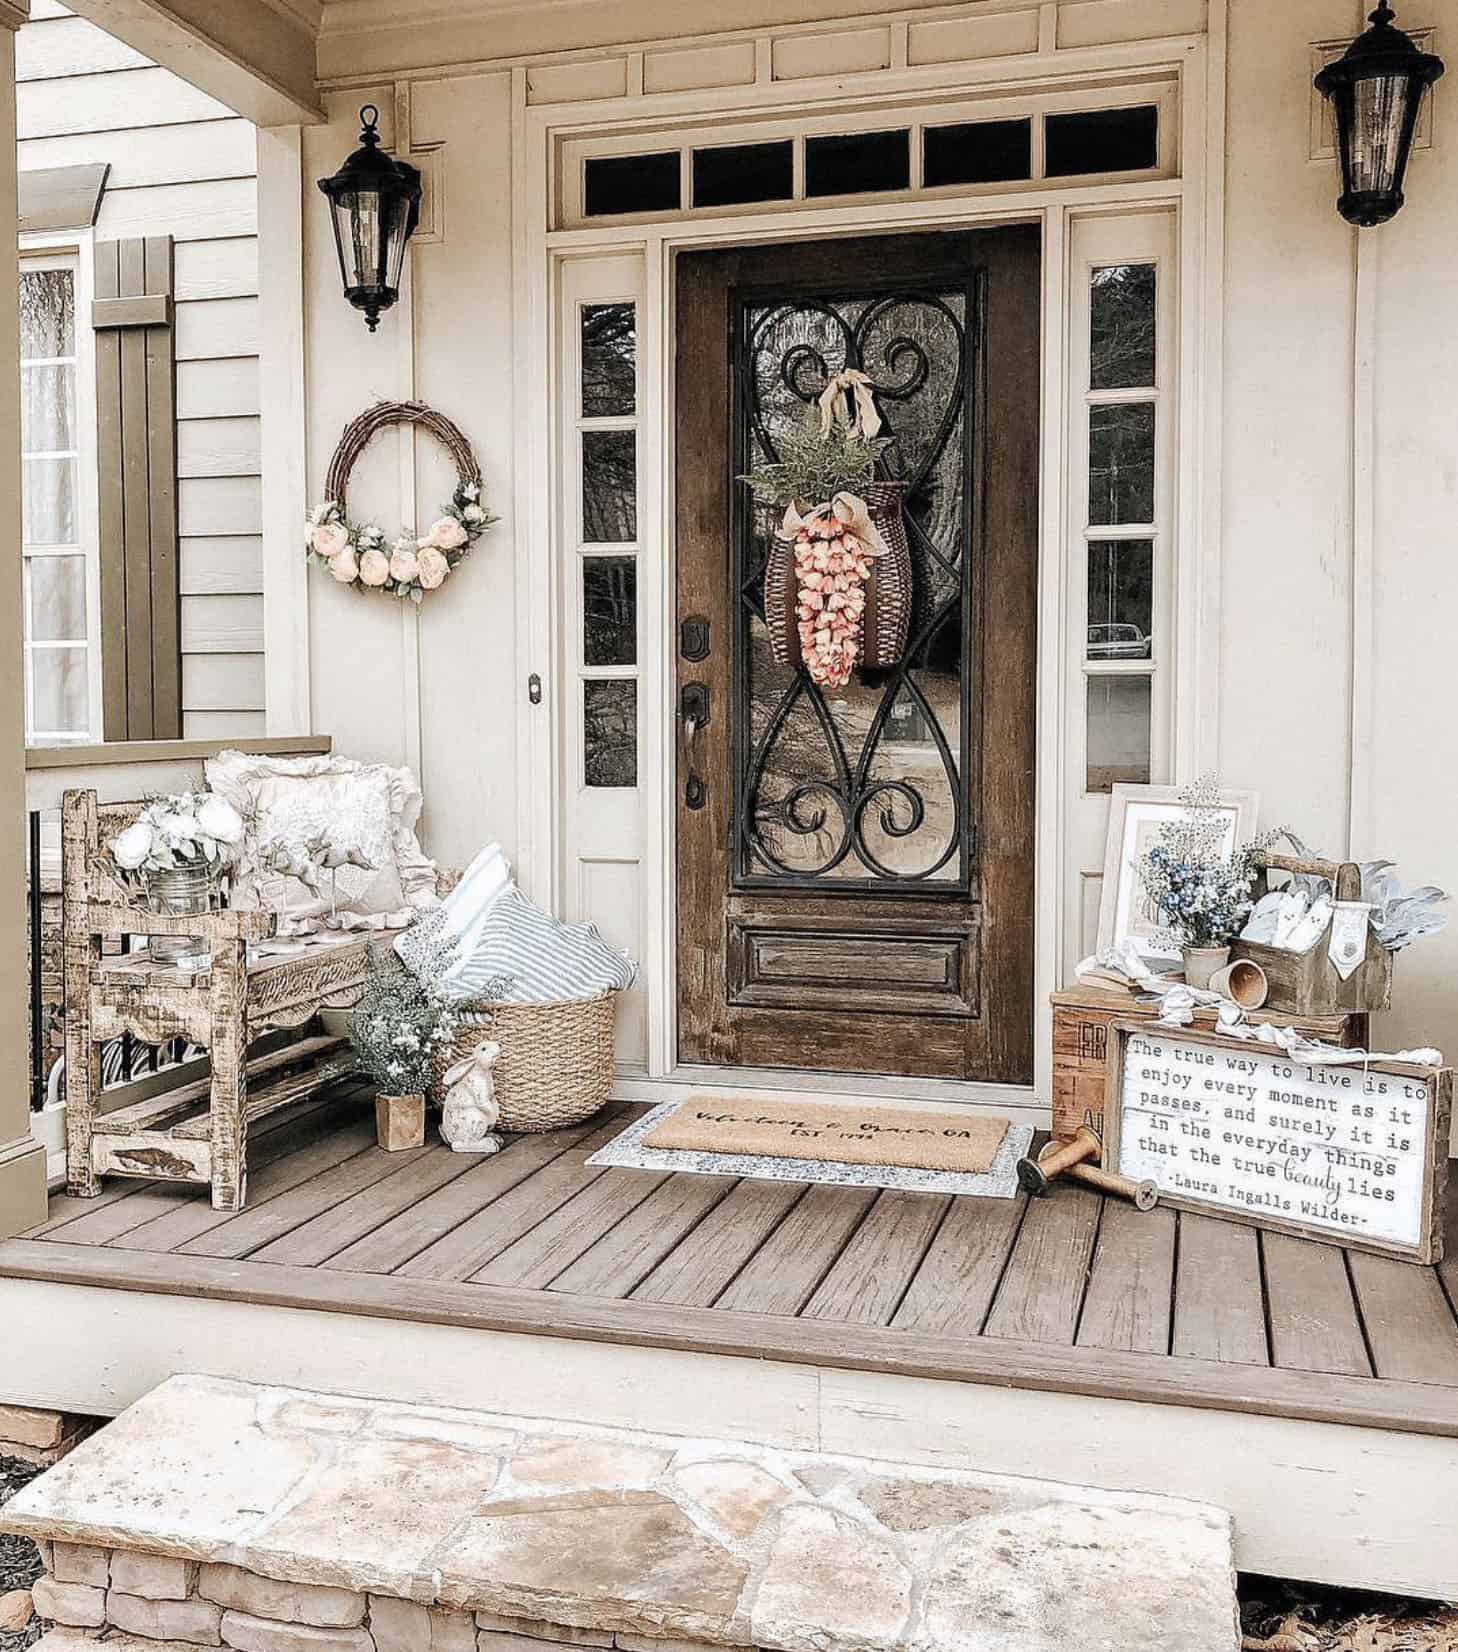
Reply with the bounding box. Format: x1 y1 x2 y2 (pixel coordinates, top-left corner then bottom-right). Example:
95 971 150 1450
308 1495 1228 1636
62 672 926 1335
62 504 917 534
2 1086 1456 1599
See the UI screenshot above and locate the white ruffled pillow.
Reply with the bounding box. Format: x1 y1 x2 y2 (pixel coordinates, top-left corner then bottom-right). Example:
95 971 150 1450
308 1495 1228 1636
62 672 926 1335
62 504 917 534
205 750 438 935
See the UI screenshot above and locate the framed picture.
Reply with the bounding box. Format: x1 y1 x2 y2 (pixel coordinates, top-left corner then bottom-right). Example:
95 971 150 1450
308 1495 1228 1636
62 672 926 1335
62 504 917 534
1096 783 1260 962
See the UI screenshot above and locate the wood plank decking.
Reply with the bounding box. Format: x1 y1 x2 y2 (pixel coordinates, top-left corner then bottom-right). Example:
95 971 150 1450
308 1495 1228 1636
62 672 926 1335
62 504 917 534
5 1085 1458 1438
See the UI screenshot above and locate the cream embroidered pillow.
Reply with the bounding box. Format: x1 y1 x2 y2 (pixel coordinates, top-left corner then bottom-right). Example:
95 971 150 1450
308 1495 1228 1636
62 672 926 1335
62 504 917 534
205 751 438 934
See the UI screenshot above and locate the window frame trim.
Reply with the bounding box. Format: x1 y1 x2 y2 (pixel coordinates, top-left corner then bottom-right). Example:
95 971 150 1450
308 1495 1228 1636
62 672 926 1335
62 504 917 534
18 232 101 746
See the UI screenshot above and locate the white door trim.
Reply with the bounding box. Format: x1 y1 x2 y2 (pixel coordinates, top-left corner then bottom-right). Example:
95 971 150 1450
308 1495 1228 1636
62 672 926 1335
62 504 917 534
511 33 1223 1106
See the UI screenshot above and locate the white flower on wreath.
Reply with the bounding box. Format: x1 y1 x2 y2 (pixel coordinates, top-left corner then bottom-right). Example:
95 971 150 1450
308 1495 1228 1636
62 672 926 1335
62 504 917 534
330 548 359 584
417 546 450 589
389 542 420 585
427 515 468 551
462 503 486 524
311 520 350 559
358 547 391 587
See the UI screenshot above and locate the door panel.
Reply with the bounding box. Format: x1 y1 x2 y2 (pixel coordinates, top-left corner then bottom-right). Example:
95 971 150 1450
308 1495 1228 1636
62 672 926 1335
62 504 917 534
675 226 1039 1083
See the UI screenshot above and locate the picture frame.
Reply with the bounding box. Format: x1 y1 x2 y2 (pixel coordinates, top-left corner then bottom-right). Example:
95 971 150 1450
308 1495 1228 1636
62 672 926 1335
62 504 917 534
1096 783 1260 963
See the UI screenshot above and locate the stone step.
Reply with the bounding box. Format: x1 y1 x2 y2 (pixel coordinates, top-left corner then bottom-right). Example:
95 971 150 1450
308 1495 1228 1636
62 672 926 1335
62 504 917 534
2 1375 1240 1652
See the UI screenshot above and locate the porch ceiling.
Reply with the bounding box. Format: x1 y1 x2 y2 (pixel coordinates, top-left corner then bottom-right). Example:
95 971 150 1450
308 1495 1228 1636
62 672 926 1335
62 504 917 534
60 0 324 126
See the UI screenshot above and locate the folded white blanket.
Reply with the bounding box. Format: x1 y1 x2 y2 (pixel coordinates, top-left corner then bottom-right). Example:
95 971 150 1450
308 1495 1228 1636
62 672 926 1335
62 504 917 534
396 845 636 1005
395 840 512 1001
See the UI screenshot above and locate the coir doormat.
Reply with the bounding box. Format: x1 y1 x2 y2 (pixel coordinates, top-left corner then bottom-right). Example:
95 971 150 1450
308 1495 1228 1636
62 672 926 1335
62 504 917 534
588 1100 1034 1198
648 1098 1008 1173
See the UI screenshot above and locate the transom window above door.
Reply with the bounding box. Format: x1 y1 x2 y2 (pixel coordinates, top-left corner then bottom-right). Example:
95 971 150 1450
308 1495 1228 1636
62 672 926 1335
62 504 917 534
557 81 1176 227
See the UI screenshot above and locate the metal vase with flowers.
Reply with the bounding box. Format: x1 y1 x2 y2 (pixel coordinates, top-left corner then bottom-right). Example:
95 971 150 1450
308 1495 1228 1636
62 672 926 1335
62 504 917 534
145 860 225 969
108 790 247 970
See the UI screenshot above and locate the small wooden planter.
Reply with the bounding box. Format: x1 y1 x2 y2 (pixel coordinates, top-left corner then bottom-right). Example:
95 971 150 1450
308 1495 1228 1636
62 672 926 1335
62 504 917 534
376 1092 425 1151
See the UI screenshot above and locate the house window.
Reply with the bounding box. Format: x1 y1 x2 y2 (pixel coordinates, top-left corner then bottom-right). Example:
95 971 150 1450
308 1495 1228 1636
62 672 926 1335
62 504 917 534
576 298 639 788
560 84 1176 227
20 255 94 744
1075 230 1171 795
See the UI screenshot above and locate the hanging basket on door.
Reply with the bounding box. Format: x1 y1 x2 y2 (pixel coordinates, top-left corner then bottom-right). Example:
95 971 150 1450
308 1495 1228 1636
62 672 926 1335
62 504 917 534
305 399 497 604
742 370 912 686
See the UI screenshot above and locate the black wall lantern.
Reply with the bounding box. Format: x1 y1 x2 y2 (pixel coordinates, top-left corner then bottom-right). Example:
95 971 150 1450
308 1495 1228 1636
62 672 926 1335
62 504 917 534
317 104 422 332
1314 3 1444 227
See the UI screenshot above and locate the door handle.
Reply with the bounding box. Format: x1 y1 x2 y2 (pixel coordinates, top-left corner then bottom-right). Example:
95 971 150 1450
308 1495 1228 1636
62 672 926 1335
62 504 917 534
681 683 709 810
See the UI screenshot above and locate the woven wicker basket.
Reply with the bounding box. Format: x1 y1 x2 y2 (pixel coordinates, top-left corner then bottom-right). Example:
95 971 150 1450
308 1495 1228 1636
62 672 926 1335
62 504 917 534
432 992 617 1133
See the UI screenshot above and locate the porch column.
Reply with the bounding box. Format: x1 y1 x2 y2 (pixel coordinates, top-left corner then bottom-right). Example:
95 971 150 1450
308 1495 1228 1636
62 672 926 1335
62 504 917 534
0 4 50 1240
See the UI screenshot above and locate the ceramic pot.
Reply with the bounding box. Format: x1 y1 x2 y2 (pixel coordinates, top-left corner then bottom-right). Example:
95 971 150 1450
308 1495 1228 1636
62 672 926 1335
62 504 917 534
1182 945 1231 991
376 1092 425 1151
144 861 219 968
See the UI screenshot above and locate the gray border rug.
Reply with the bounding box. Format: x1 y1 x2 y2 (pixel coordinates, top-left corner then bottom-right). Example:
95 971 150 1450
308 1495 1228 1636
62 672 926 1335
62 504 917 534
588 1102 1034 1198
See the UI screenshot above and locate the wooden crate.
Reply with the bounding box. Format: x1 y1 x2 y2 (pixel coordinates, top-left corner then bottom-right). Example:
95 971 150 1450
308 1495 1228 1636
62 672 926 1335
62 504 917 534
1050 983 1369 1141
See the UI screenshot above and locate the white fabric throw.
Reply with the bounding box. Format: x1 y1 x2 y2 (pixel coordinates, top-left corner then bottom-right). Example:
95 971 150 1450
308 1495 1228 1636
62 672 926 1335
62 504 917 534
396 850 637 1006
395 840 511 1001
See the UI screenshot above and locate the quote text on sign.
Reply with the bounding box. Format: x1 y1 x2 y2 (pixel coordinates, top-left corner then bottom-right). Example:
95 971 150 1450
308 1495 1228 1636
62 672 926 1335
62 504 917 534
1117 1030 1430 1248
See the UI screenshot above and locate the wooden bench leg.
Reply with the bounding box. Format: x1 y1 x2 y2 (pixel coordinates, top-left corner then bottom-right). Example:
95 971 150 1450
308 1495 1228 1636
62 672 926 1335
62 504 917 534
208 939 248 1212
62 793 102 1199
63 1037 101 1199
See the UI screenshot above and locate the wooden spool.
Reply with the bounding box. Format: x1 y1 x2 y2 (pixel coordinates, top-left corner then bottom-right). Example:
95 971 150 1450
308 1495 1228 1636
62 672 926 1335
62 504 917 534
324 400 482 517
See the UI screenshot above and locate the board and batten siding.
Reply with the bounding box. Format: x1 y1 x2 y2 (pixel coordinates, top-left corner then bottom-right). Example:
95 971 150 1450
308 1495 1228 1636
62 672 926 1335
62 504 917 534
18 1 264 741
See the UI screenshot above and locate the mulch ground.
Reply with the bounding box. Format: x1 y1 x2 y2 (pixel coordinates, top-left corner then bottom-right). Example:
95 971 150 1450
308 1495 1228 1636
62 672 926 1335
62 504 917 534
1242 1575 1458 1650
0 1457 44 1652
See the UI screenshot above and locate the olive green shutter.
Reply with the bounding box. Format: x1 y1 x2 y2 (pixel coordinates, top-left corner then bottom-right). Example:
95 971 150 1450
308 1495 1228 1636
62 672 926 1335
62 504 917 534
93 235 180 740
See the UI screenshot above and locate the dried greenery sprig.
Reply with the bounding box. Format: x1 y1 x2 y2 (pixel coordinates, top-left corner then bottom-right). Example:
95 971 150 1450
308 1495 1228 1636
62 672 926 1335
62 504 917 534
740 401 893 510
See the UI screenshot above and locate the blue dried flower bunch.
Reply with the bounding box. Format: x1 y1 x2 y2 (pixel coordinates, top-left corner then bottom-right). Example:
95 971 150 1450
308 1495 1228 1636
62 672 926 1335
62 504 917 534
1136 776 1286 951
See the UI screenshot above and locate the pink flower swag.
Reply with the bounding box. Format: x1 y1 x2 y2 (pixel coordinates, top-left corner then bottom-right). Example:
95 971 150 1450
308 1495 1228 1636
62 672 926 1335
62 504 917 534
792 512 873 689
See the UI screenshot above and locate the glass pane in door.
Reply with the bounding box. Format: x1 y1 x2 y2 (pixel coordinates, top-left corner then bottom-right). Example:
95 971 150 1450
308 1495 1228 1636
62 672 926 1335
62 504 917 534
734 282 973 890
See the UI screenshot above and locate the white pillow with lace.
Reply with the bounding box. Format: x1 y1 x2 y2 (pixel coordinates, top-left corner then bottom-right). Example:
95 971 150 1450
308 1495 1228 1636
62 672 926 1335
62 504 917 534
205 751 438 935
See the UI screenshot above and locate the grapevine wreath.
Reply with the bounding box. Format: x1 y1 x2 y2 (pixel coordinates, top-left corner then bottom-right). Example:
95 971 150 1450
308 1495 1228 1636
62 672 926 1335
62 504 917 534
306 400 497 602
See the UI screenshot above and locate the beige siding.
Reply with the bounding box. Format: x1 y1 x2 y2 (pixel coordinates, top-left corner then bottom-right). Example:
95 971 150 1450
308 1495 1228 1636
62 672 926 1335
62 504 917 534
18 6 263 737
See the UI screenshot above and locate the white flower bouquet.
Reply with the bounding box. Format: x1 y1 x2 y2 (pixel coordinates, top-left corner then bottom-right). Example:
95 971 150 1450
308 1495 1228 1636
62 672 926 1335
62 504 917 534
109 791 246 878
349 948 459 1097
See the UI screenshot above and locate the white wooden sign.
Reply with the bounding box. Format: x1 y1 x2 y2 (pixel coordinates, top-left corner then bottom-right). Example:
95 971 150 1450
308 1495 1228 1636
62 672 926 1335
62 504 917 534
1104 1022 1450 1263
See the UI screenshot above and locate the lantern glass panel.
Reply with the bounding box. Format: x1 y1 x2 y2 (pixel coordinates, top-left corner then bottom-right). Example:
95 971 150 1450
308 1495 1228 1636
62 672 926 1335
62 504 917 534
1346 71 1411 200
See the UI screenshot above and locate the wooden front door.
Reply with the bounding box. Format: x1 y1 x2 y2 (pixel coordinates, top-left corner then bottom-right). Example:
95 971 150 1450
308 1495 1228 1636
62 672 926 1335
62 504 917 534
675 226 1040 1083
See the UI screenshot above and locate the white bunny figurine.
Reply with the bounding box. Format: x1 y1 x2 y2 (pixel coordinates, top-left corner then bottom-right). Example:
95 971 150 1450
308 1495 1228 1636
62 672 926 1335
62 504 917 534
439 1040 502 1154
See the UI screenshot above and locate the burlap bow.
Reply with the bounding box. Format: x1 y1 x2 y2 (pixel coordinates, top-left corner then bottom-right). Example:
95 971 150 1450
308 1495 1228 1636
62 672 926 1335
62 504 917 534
817 369 882 439
776 492 891 557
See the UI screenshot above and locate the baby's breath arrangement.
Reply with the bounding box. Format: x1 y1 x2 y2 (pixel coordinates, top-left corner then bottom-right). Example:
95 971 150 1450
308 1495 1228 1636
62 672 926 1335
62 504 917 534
741 401 893 510
1137 776 1287 950
349 948 458 1097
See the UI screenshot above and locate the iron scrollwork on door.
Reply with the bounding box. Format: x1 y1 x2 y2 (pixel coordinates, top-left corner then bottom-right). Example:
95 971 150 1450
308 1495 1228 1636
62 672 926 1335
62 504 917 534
731 280 978 892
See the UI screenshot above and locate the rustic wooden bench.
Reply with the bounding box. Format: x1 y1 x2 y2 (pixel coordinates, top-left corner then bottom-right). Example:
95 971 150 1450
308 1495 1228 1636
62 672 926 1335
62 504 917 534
61 788 376 1211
